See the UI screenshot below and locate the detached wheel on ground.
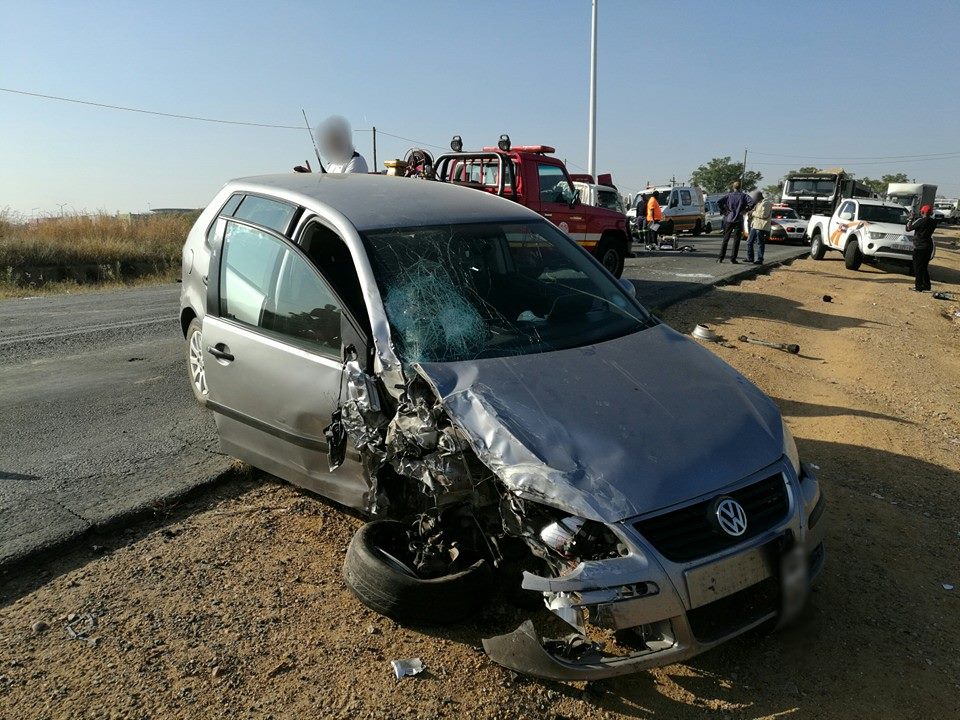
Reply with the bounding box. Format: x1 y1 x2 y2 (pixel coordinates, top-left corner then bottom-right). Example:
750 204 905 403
185 317 208 406
596 238 626 277
809 232 826 260
844 241 863 270
342 520 493 625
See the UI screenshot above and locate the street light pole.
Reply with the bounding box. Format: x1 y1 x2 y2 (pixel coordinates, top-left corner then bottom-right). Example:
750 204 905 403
587 0 598 178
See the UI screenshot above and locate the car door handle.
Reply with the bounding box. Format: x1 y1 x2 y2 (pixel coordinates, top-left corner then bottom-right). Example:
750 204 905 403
208 344 234 362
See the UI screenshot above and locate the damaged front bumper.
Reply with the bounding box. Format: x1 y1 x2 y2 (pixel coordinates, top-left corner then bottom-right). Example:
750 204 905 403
483 462 826 681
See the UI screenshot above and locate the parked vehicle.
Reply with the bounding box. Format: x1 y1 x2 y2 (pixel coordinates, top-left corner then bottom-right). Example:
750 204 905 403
570 173 626 215
432 137 631 277
807 198 925 270
703 199 723 234
886 183 937 214
768 205 809 243
934 199 958 223
180 172 825 680
781 169 876 219
626 185 705 237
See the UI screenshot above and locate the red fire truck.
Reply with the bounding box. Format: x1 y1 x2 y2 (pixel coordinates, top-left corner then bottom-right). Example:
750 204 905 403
433 135 631 276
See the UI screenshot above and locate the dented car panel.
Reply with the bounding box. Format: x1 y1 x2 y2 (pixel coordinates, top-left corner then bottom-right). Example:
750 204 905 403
415 323 784 523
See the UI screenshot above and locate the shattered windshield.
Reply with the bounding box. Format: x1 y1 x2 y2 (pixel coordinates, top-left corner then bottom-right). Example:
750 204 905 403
362 221 654 364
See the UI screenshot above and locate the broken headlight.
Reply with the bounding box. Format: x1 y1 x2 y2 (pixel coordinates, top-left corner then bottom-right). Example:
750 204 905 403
539 516 625 562
782 417 801 476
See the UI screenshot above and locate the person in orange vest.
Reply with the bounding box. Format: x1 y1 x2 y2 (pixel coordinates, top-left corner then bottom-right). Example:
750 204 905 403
646 192 663 245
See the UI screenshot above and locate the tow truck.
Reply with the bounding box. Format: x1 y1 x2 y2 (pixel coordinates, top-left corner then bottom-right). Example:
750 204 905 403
433 135 631 276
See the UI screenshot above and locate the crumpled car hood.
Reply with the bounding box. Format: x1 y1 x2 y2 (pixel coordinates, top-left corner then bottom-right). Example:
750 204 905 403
415 324 784 523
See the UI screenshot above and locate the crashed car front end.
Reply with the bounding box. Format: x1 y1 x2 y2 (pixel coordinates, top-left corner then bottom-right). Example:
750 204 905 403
332 217 826 681
482 459 826 680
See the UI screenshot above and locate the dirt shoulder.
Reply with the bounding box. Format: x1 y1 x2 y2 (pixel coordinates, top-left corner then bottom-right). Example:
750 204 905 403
2 236 959 720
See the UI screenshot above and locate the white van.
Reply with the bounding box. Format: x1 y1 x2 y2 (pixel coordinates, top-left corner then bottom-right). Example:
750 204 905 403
627 186 705 236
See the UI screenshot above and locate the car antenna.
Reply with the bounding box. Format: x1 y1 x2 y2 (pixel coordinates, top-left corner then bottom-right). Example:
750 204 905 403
301 108 326 174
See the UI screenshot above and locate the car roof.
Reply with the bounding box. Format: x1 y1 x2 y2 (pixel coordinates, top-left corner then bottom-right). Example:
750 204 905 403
226 172 539 231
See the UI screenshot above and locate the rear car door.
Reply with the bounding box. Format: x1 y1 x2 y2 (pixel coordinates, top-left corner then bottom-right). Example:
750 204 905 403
535 162 586 243
202 215 371 508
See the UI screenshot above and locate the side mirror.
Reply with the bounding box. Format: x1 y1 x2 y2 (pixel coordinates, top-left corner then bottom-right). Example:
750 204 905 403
619 278 637 298
839 211 853 221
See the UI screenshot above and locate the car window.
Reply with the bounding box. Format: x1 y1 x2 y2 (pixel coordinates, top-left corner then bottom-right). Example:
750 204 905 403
537 164 575 204
596 189 621 212
233 195 297 234
859 204 909 224
264 249 343 355
220 222 284 327
838 201 855 219
220 220 343 355
205 193 244 246
680 189 692 205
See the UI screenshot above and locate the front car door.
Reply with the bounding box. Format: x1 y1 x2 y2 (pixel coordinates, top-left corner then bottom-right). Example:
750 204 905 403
534 162 586 243
202 216 372 509
829 201 856 248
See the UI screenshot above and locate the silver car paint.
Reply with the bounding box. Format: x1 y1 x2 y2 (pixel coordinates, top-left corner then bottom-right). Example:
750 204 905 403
415 323 784 523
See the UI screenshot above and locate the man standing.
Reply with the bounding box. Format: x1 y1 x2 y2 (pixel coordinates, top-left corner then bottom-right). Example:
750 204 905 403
294 115 369 174
906 204 938 292
646 192 663 247
746 191 771 265
716 181 755 263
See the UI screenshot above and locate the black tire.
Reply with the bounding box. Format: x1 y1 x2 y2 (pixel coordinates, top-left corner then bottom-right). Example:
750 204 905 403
185 317 208 406
596 238 625 277
844 239 863 270
809 231 826 260
342 520 493 625
704 222 713 234
691 220 703 237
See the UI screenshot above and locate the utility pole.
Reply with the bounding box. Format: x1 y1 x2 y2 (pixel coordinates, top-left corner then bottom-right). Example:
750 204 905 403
372 126 378 172
741 148 748 186
587 0 598 178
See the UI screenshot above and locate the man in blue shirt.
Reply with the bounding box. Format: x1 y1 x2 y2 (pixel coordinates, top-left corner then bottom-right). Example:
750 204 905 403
716 181 756 263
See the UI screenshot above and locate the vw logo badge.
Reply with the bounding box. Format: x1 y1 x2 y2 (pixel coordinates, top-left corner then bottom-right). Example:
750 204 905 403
715 498 748 537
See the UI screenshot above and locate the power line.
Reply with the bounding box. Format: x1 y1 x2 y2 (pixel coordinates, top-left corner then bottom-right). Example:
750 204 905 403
358 128 447 151
751 154 960 167
0 86 305 129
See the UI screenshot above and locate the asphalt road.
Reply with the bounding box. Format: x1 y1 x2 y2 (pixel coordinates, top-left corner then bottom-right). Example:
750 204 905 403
0 239 808 568
0 284 230 568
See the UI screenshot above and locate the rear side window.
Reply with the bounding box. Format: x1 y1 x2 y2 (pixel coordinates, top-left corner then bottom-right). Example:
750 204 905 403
233 195 297 235
205 193 244 246
680 189 692 205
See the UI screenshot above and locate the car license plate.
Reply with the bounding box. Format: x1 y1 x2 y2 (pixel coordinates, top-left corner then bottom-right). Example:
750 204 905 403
893 243 914 251
685 545 773 608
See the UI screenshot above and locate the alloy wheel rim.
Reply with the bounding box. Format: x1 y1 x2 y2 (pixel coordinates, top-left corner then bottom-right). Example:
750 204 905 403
189 329 207 396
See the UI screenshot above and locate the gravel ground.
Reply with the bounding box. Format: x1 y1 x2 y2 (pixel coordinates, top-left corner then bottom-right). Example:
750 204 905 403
2 232 959 720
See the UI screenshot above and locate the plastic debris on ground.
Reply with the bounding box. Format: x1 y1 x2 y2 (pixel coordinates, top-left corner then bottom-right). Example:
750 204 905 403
943 583 955 591
391 657 426 679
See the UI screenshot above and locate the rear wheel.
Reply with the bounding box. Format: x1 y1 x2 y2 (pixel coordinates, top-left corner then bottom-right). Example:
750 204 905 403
596 238 625 277
704 221 713 234
844 239 863 270
691 220 703 236
809 231 826 260
185 317 208 406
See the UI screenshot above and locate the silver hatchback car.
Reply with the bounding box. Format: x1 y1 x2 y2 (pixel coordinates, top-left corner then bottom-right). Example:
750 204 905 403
180 173 825 680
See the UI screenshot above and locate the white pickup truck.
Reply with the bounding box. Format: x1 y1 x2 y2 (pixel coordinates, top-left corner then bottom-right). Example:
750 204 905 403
807 198 927 270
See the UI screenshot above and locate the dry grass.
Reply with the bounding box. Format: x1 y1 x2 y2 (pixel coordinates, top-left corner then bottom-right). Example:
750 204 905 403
0 268 179 299
0 209 198 268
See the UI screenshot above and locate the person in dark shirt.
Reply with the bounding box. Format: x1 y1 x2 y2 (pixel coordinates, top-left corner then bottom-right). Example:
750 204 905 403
906 204 938 292
716 181 756 263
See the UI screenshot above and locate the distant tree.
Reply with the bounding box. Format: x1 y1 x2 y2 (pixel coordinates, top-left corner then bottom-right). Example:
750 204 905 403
786 166 821 175
857 173 911 195
861 177 886 194
762 183 782 200
690 157 763 193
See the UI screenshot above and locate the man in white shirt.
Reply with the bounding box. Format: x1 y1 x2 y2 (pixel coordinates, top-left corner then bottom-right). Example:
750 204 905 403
294 115 369 174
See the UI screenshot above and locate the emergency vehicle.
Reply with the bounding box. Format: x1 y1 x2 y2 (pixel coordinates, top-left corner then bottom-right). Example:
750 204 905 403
433 135 631 277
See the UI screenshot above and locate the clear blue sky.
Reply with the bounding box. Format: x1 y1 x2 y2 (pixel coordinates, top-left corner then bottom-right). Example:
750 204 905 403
2 0 958 215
